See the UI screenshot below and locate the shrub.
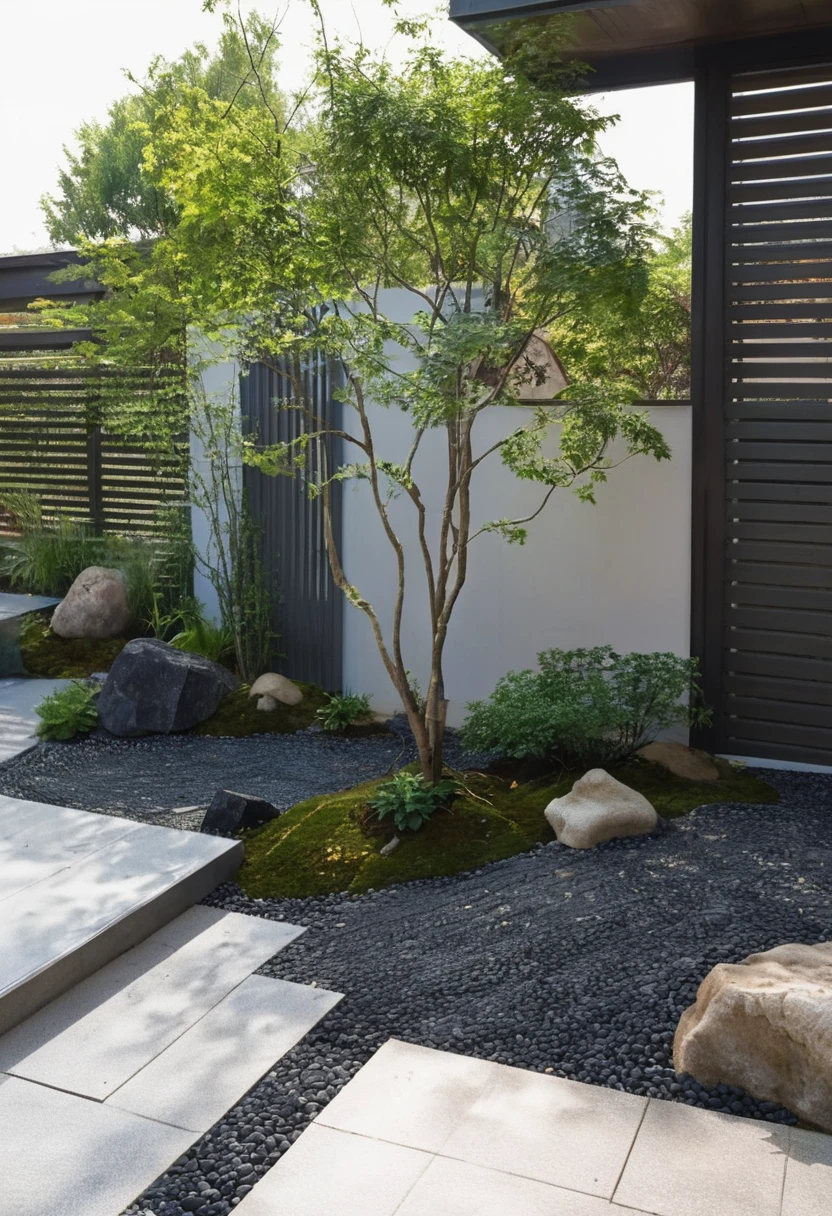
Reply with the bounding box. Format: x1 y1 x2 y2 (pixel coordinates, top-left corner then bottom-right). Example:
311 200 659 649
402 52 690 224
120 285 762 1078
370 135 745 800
169 617 235 665
35 681 99 741
369 772 457 833
316 690 372 732
461 646 710 769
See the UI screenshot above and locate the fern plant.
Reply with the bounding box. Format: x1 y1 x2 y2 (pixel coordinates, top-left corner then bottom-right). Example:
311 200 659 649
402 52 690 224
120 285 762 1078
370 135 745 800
36 681 99 741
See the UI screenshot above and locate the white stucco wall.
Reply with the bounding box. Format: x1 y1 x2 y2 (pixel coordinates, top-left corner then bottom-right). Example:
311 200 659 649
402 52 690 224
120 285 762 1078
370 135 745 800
339 291 692 725
189 357 240 624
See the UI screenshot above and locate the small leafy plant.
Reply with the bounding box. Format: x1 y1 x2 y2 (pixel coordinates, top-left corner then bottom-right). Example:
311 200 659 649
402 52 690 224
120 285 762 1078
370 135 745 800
316 691 372 732
35 681 99 741
369 772 457 833
462 646 711 769
169 617 235 665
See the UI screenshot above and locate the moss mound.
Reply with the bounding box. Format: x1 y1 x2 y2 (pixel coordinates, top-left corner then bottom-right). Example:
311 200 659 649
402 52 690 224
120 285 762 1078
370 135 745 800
20 615 128 678
238 759 779 900
193 684 391 738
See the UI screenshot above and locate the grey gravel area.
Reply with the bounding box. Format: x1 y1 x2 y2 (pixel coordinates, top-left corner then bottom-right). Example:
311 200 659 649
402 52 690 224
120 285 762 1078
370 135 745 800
0 729 426 830
124 768 832 1216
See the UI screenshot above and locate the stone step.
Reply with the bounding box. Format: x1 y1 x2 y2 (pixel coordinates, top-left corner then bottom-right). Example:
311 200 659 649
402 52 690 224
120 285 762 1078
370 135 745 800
0 796 243 1035
0 908 341 1216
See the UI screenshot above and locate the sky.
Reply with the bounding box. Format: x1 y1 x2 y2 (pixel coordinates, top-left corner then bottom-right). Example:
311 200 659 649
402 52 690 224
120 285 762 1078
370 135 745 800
0 0 693 254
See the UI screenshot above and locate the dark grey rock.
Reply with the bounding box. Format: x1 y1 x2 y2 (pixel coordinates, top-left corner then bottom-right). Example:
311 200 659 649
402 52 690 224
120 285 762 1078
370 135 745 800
201 790 280 837
97 639 237 737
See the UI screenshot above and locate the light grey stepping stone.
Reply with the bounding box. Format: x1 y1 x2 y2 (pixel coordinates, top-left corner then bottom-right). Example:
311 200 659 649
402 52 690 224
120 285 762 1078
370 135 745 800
396 1156 630 1215
440 1055 646 1200
0 907 303 1100
315 1039 497 1152
233 1123 432 1216
108 973 341 1132
0 1073 195 1216
614 1098 789 1216
782 1127 832 1216
0 811 242 1034
0 799 140 901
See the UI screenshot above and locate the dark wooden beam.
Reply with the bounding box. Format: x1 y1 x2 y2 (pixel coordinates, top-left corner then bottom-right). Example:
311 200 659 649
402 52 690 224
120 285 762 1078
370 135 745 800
0 329 94 351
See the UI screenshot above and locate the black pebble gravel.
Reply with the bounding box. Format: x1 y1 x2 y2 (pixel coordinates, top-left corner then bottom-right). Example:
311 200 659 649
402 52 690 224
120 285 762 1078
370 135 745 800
122 767 832 1216
0 728 430 829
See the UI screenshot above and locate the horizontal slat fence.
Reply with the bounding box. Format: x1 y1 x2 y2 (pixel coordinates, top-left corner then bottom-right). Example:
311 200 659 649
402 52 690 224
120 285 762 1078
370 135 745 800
723 59 832 764
0 356 187 537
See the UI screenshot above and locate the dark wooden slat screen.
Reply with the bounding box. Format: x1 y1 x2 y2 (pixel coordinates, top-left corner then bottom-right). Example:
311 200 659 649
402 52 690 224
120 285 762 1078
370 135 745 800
724 59 832 763
240 358 343 691
0 357 186 537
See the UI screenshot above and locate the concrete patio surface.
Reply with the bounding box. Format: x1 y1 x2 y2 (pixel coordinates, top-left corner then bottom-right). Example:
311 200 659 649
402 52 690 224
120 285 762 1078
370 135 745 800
234 1039 832 1216
0 797 343 1216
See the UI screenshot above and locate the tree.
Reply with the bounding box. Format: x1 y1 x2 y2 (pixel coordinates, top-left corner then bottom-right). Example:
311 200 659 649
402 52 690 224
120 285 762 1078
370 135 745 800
41 11 286 245
43 6 672 783
551 215 692 399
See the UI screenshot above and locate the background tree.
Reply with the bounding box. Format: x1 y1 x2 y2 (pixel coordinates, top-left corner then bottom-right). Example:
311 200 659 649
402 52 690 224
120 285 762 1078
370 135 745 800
551 215 692 399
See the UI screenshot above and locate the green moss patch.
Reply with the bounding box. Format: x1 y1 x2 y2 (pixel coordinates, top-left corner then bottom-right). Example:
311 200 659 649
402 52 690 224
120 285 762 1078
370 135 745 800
193 684 392 738
20 615 128 678
238 759 779 900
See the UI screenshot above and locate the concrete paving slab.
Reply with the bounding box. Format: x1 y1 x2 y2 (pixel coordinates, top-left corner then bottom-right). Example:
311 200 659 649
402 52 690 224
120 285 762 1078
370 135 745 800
613 1098 789 1216
315 1040 496 1154
0 809 242 1034
234 1123 432 1216
0 1073 195 1216
0 593 60 621
0 678 70 761
108 973 341 1132
396 1156 630 1215
783 1126 832 1216
0 907 302 1099
0 798 141 901
441 1062 647 1201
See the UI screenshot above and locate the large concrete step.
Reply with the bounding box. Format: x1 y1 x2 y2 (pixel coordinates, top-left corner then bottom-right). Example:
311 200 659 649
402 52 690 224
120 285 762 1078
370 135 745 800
0 905 342 1216
0 795 243 1035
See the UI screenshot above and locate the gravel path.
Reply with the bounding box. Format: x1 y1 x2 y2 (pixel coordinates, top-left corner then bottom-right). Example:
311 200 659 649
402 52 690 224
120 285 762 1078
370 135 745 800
0 730 426 830
123 768 832 1216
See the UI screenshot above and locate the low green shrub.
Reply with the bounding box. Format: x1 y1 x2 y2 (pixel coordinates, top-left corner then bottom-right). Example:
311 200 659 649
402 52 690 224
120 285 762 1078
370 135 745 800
35 681 99 741
169 617 236 665
461 646 710 769
316 690 372 732
369 772 457 833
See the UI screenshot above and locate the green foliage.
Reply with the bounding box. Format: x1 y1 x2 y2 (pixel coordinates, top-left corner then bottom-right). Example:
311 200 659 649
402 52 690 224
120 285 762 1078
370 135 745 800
0 490 193 629
369 772 458 833
169 617 235 665
35 681 99 741
316 691 372 732
237 762 778 900
462 646 710 768
553 216 692 400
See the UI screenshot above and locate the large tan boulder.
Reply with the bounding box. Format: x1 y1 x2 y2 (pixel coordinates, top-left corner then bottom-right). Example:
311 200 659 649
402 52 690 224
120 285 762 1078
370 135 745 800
248 672 303 707
51 567 131 640
638 740 720 782
674 943 832 1131
544 768 659 850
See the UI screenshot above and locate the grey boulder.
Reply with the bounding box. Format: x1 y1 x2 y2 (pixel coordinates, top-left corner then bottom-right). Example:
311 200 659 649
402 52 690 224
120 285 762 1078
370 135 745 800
51 567 132 640
98 638 237 736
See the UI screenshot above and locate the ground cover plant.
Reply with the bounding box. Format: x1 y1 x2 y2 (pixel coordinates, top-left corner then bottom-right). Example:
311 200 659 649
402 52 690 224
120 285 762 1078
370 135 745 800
35 680 99 741
20 615 130 679
238 758 778 899
315 691 372 732
462 647 709 768
192 682 328 737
